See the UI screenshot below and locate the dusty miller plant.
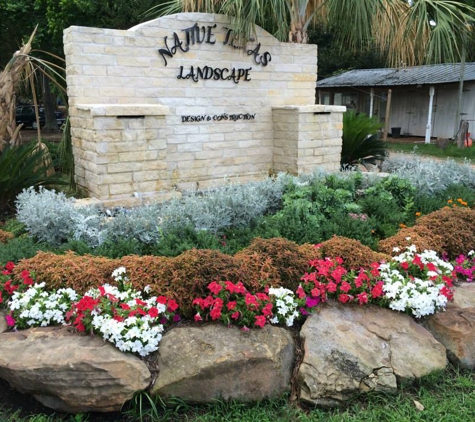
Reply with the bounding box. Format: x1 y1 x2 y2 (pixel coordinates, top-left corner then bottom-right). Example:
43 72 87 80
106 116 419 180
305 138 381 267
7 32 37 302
383 156 475 195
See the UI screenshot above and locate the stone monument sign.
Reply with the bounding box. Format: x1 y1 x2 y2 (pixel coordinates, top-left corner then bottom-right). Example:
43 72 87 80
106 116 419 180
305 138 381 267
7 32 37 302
64 13 345 206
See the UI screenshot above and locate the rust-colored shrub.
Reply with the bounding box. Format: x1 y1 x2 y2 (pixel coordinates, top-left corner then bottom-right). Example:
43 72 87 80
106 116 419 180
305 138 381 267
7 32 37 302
13 251 119 293
12 238 328 317
0 229 14 244
378 226 444 256
319 235 390 268
120 249 242 317
235 237 320 291
415 206 475 258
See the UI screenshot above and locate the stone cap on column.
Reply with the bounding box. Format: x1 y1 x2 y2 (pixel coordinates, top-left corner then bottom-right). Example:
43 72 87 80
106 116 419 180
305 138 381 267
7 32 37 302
272 105 346 113
76 104 170 117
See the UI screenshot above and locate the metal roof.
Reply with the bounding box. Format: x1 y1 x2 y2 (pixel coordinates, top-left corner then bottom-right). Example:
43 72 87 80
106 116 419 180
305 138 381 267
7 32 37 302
317 62 475 88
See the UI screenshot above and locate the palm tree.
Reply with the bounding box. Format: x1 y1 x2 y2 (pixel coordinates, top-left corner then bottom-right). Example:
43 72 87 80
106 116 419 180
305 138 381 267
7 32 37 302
150 0 475 66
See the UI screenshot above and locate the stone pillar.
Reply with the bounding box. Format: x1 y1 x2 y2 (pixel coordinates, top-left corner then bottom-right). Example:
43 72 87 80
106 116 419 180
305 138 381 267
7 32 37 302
272 105 346 174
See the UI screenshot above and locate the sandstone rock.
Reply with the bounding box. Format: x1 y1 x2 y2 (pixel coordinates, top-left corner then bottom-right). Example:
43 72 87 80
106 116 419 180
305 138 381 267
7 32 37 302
151 324 294 402
425 307 475 369
298 302 446 407
450 283 475 309
0 310 7 333
0 326 150 413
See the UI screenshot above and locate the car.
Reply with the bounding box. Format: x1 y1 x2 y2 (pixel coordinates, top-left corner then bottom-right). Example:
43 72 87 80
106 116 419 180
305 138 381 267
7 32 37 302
15 105 45 129
15 105 66 129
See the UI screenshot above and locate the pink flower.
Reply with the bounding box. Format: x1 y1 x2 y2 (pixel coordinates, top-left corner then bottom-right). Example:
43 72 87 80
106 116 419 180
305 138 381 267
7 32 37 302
227 301 237 311
305 297 319 308
5 314 15 327
296 285 306 299
231 311 240 320
339 282 352 293
194 313 203 322
339 294 350 304
254 315 266 328
240 326 250 332
357 292 368 305
208 281 223 295
167 299 179 312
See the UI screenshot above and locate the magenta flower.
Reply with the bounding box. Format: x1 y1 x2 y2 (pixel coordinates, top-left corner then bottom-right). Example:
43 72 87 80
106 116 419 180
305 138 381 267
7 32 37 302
5 314 15 327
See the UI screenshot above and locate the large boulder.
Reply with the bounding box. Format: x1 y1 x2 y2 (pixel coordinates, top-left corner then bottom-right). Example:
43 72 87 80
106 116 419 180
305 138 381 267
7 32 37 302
298 302 446 407
151 324 294 402
425 307 475 369
0 310 7 333
450 283 475 309
0 326 150 413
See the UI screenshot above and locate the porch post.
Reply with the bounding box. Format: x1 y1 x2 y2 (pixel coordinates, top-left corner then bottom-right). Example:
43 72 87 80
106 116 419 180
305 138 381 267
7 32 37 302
369 88 374 117
425 86 435 144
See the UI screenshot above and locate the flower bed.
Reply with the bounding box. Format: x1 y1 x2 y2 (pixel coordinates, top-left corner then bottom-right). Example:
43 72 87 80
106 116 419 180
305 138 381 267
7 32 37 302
1 243 458 357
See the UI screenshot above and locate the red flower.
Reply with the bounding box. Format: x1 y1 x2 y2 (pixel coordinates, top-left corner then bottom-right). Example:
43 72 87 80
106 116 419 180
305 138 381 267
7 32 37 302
440 286 454 301
296 285 306 299
326 281 337 293
234 282 247 295
203 296 214 308
113 315 124 322
227 301 237 311
167 299 179 312
194 313 203 322
412 255 422 266
357 292 368 305
120 303 131 310
442 275 454 287
156 296 167 304
256 293 270 302
208 281 223 295
224 281 235 293
231 311 240 320
213 297 224 309
339 281 351 293
245 293 259 308
20 270 30 279
5 262 14 271
192 298 204 309
135 299 147 306
23 276 34 286
98 286 106 296
254 315 266 328
210 307 222 320
371 282 384 299
400 262 409 270
4 281 18 295
262 303 273 317
339 294 350 303
0 291 2 304
148 307 159 318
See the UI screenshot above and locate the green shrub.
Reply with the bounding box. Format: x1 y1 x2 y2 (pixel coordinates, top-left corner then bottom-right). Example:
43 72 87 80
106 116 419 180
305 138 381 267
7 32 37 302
0 142 65 212
341 111 386 169
1 218 26 237
0 235 53 266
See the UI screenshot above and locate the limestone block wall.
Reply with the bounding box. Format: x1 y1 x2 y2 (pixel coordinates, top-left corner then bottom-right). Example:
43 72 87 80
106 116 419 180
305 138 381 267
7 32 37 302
273 105 346 174
64 13 344 206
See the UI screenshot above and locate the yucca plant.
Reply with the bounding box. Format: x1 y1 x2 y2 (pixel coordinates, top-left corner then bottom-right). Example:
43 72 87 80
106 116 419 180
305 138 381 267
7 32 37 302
0 142 66 213
341 110 387 170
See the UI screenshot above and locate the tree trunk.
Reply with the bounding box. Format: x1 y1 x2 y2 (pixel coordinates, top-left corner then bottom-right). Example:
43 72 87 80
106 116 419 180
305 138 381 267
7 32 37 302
289 20 308 43
42 74 57 132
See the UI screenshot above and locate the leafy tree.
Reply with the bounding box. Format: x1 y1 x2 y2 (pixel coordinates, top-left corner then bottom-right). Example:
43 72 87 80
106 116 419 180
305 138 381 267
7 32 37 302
152 0 475 66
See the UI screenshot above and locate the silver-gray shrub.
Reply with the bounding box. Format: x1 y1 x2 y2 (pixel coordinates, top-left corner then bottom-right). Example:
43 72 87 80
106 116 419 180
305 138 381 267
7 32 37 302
383 155 475 195
15 187 106 247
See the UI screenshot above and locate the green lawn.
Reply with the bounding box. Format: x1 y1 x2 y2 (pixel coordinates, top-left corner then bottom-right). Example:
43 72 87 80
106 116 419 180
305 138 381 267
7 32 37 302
2 366 475 422
385 140 475 161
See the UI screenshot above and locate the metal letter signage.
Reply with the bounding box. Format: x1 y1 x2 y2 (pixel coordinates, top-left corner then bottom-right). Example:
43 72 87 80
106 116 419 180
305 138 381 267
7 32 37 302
157 23 272 84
